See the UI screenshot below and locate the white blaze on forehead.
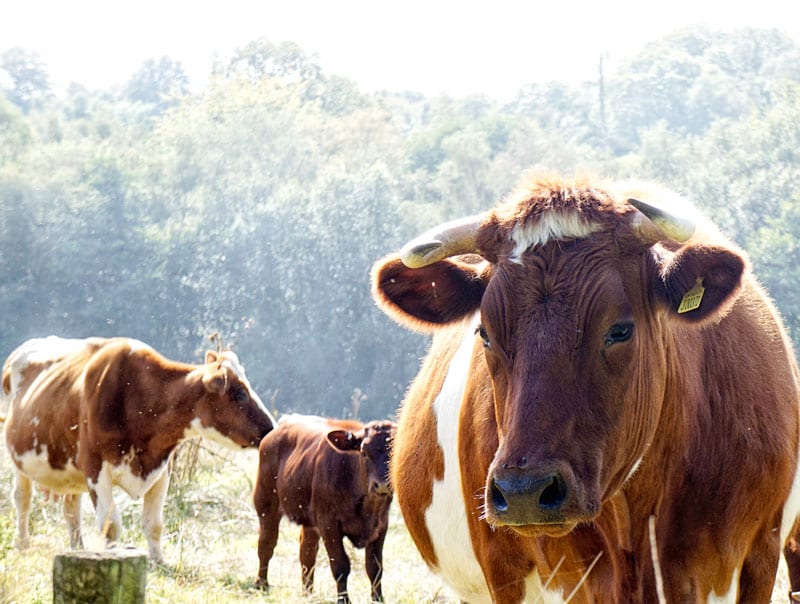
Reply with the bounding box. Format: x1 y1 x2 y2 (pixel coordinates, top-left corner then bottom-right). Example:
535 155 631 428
510 213 603 262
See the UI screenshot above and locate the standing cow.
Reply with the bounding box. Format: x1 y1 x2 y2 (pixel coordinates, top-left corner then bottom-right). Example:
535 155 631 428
254 413 397 604
2 335 275 562
371 174 800 602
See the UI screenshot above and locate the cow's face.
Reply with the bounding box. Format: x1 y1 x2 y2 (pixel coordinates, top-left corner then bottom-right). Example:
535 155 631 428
327 420 397 496
373 177 746 536
478 234 661 535
195 351 275 448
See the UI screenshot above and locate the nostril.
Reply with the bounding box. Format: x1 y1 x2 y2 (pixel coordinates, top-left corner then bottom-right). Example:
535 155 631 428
538 474 567 510
489 479 508 513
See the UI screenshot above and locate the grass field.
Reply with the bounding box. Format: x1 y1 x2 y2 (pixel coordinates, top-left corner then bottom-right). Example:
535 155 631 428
0 435 793 603
0 438 457 604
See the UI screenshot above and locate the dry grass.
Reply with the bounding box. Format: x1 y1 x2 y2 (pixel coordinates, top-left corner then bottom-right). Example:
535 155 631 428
0 439 456 604
0 436 793 603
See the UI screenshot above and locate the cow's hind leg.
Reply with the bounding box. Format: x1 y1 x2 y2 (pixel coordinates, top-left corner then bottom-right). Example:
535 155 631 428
13 472 33 549
63 493 84 549
142 468 170 563
299 526 320 595
320 528 351 604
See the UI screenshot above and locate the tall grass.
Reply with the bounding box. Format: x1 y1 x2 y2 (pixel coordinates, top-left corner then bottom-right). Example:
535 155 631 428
0 438 456 604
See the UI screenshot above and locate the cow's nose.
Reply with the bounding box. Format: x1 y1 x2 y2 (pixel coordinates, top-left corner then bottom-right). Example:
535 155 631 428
371 481 391 497
488 471 569 524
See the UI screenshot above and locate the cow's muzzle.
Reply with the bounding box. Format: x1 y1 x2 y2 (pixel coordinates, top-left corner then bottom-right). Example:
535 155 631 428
486 464 592 535
370 481 392 497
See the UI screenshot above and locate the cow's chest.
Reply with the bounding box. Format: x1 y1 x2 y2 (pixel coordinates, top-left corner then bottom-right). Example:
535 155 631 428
107 455 169 498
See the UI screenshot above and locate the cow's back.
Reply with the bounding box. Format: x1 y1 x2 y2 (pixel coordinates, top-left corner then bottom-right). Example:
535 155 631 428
3 337 109 491
259 416 363 526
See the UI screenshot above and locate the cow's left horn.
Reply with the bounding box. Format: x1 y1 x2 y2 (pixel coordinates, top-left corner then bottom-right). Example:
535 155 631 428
400 213 485 268
628 198 695 243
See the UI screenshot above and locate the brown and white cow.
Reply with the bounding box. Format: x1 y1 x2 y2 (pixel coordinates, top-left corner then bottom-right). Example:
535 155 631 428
2 335 275 562
253 413 397 604
371 174 800 603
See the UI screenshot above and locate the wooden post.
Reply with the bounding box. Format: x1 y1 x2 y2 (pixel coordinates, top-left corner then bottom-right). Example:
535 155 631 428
52 549 147 604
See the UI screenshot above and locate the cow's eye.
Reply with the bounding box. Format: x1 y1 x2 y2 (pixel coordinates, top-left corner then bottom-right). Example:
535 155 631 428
476 325 491 349
233 388 249 403
604 322 634 347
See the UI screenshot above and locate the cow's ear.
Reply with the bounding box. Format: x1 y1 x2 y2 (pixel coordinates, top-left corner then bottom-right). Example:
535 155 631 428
205 351 218 364
202 370 227 394
371 254 488 333
656 243 747 324
326 429 363 453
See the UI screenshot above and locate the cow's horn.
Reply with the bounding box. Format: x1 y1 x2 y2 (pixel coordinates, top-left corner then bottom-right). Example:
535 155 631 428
400 213 485 268
627 198 695 243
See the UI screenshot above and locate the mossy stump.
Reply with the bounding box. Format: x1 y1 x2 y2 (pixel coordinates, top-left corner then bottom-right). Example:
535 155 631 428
52 548 147 604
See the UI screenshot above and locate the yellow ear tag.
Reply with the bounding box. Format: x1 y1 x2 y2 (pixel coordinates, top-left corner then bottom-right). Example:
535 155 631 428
677 278 705 313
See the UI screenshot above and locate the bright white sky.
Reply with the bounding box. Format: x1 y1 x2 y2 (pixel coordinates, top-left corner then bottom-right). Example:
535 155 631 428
3 0 800 100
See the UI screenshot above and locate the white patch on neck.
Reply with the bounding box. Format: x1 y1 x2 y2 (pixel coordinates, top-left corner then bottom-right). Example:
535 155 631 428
510 213 602 262
185 417 241 449
423 315 567 603
781 432 800 559
424 314 491 602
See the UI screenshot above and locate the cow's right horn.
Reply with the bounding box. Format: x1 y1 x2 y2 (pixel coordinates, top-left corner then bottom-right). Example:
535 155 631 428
400 213 485 268
628 198 695 243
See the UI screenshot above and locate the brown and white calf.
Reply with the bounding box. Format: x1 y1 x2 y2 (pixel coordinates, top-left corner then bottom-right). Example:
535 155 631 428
2 335 275 561
253 413 396 604
372 174 800 602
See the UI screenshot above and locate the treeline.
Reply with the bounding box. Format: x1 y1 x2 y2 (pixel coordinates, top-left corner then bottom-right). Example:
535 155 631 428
1 26 799 419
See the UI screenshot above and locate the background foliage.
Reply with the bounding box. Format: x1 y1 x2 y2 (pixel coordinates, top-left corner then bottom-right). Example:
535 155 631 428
2 27 799 420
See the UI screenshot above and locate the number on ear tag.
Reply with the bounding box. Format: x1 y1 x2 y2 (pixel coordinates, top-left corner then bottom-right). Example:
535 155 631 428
677 278 705 313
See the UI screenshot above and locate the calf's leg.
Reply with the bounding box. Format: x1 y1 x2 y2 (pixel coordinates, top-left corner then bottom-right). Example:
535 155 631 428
320 528 352 604
13 471 32 549
365 527 388 602
253 477 281 589
142 468 170 562
299 526 320 594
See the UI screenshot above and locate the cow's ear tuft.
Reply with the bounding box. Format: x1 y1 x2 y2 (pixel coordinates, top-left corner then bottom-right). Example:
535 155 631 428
202 370 227 394
657 243 747 324
326 429 363 452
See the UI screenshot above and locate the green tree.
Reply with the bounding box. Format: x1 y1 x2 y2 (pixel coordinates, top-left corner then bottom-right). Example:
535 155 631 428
0 47 52 113
125 56 189 112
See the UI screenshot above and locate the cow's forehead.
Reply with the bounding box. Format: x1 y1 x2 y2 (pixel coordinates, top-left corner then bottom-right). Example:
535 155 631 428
483 175 704 261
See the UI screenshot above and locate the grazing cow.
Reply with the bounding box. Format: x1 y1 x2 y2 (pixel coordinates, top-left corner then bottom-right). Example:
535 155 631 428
371 174 800 603
2 335 275 562
254 413 397 604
